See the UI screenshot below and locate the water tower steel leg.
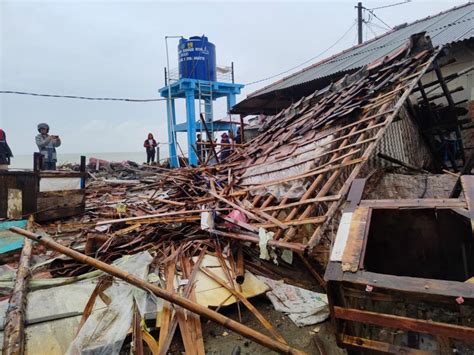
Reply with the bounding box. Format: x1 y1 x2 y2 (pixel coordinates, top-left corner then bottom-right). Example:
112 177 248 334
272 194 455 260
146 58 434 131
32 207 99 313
170 99 179 168
227 93 237 113
185 89 198 166
168 98 179 168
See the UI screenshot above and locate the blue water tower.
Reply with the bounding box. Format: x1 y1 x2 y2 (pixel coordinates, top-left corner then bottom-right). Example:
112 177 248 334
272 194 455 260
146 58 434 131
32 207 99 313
178 36 216 81
159 35 244 167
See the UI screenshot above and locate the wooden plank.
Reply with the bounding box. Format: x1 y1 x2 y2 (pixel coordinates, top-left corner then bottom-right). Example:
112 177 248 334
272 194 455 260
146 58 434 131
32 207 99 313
181 257 205 355
251 216 325 229
341 207 371 272
342 270 474 299
96 209 212 226
38 171 86 178
329 212 353 262
153 197 186 207
359 198 467 209
36 205 85 222
341 334 433 354
36 189 85 221
37 189 85 208
334 306 474 342
258 195 341 212
461 175 474 236
345 178 366 212
158 261 176 354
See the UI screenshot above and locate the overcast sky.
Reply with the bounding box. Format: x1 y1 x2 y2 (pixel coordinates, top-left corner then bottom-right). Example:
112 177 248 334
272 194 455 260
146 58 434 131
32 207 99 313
0 0 468 156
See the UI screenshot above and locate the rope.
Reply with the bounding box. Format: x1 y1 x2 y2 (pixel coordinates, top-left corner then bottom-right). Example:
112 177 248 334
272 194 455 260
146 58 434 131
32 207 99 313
0 91 165 102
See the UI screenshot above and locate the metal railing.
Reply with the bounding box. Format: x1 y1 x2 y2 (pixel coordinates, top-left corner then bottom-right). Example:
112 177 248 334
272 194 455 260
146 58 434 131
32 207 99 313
167 65 234 83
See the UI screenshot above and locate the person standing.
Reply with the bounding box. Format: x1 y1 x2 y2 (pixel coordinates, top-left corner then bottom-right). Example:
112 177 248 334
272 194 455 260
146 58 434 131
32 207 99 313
196 133 204 163
144 133 157 164
36 123 61 170
219 132 231 162
0 129 13 170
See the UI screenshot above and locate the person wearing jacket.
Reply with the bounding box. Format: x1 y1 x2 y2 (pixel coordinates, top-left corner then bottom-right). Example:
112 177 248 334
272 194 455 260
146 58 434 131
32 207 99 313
143 133 157 164
36 123 61 170
0 129 13 169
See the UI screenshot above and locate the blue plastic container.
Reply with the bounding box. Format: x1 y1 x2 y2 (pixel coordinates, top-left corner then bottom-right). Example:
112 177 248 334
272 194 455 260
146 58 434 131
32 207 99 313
178 36 216 81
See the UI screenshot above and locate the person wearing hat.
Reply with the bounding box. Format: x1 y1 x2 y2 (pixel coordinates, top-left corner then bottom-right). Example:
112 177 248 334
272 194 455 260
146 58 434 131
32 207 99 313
0 129 13 170
36 123 61 170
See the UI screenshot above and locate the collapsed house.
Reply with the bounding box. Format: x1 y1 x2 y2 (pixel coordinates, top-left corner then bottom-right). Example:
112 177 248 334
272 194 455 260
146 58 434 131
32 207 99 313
1 6 474 355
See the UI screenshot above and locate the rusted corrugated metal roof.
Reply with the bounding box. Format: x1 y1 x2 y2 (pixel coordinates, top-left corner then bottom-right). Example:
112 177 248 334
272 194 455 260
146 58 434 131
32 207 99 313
249 3 474 98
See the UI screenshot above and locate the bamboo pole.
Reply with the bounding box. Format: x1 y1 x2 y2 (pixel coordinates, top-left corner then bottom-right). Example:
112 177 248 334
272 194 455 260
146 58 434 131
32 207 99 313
235 245 245 285
9 227 305 355
3 218 34 355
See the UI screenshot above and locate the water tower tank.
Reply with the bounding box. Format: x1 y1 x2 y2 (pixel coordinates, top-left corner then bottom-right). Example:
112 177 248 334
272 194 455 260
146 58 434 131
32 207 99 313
178 36 216 81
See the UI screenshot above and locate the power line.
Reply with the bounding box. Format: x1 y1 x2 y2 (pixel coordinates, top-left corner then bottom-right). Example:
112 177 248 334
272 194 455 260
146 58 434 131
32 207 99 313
0 90 166 102
245 20 357 86
366 22 379 38
369 21 390 32
364 7 392 29
371 0 411 11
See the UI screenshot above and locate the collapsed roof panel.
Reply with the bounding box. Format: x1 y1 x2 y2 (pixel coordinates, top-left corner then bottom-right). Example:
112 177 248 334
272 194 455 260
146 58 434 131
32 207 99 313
220 35 440 256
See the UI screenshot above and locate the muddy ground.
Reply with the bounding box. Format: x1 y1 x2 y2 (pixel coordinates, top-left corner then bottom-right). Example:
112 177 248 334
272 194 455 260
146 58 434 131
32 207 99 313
165 294 347 355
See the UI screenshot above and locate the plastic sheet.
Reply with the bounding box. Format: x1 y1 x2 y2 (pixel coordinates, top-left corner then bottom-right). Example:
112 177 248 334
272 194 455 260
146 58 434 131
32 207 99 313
0 279 101 355
66 252 153 355
258 276 329 327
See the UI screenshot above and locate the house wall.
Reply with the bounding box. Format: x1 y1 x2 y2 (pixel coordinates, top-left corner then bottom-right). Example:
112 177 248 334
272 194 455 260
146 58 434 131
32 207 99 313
370 105 433 170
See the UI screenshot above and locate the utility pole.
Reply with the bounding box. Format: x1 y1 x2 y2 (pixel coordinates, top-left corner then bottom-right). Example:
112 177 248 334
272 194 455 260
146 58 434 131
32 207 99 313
357 2 363 44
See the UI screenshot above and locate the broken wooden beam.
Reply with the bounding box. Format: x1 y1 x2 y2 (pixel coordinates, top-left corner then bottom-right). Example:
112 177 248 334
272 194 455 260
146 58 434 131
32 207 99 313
10 227 306 355
334 307 474 342
2 218 34 355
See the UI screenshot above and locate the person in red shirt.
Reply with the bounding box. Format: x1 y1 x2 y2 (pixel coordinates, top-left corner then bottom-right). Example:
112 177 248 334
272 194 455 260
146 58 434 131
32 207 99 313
143 133 157 164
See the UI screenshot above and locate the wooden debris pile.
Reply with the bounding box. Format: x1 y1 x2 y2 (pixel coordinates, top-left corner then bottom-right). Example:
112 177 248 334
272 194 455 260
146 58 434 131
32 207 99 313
1 35 455 354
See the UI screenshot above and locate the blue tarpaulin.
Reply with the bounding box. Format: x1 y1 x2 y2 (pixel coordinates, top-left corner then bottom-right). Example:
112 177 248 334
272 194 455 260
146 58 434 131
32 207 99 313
0 220 28 254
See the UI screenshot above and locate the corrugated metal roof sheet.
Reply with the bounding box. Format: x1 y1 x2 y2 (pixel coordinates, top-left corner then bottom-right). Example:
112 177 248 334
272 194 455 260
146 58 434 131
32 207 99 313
250 3 474 98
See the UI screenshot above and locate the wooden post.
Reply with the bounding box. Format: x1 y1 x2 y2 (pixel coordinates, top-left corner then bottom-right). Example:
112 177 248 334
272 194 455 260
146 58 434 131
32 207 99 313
80 156 86 172
33 153 42 172
9 227 306 355
199 113 220 164
239 115 245 144
3 217 34 355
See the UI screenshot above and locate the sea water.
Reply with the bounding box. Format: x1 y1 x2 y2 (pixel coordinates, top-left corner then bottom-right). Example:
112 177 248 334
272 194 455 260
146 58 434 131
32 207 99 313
9 150 170 169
